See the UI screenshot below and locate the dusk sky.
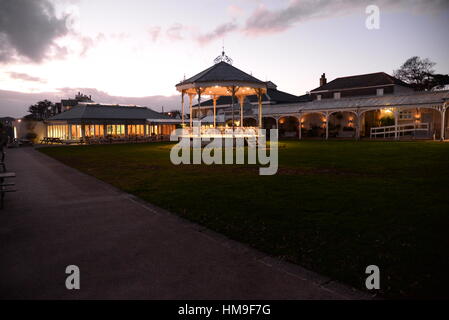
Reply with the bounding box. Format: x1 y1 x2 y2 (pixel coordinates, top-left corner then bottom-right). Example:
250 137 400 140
1 0 449 117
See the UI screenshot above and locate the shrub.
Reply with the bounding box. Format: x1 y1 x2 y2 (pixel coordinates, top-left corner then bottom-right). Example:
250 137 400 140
380 116 395 127
25 132 37 141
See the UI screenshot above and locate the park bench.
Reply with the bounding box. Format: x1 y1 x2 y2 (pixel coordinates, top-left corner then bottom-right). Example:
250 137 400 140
0 151 5 172
0 172 16 209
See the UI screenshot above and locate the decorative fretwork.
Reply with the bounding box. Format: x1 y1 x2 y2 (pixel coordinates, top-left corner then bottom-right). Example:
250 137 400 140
214 48 233 65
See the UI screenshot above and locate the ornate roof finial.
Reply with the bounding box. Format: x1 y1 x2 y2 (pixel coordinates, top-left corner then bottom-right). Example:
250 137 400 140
214 47 233 65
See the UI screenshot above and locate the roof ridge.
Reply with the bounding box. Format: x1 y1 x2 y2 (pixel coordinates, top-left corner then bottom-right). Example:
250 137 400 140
333 72 386 80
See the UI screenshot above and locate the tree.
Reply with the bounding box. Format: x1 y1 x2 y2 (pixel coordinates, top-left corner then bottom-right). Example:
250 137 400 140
427 73 449 90
28 100 54 120
394 56 436 91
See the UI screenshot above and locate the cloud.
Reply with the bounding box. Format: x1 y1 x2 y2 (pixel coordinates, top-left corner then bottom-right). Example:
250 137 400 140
166 23 185 41
0 0 70 63
196 22 239 45
110 32 130 41
228 5 244 17
8 72 47 83
243 0 449 35
78 33 105 57
148 26 161 42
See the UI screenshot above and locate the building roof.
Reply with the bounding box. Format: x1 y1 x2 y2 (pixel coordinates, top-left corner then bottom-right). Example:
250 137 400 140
310 72 411 92
258 90 449 115
198 114 226 124
193 88 310 107
0 117 15 122
48 104 169 121
176 61 265 87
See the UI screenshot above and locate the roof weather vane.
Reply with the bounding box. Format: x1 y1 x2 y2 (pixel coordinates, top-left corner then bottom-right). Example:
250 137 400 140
214 46 233 65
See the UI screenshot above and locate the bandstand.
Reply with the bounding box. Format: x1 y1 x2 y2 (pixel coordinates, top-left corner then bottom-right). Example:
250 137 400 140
175 51 267 137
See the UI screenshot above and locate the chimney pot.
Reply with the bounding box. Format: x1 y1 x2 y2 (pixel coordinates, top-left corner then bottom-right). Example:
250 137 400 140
320 73 327 87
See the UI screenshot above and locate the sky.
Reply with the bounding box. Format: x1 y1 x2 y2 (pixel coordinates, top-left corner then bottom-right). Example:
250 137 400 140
1 0 449 117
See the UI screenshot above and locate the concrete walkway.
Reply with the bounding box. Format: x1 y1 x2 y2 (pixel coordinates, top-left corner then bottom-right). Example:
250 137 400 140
0 147 370 299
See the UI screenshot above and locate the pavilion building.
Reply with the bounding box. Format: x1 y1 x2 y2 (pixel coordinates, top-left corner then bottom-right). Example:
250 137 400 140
260 72 449 140
45 103 177 140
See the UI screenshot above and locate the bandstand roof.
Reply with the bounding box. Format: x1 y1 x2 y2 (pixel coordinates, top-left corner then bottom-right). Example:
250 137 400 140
175 61 267 96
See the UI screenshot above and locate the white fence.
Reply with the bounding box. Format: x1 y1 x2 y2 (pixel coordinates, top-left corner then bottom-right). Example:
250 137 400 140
370 122 429 138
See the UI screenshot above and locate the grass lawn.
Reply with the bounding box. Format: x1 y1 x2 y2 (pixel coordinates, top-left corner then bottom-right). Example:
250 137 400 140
39 140 449 299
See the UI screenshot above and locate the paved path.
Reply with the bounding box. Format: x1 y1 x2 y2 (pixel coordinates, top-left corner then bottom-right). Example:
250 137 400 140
0 147 370 299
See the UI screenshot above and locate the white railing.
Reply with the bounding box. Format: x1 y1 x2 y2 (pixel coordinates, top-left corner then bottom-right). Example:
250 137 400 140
180 126 260 138
370 122 429 138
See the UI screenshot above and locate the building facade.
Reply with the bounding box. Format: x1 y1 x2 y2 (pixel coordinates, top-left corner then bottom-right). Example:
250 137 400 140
191 71 449 140
13 103 178 143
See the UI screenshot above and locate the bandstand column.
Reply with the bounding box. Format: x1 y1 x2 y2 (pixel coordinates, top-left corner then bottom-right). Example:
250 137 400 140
189 94 193 127
257 90 263 129
181 91 185 126
239 96 244 127
213 96 218 128
231 86 236 130
196 88 202 122
298 116 302 140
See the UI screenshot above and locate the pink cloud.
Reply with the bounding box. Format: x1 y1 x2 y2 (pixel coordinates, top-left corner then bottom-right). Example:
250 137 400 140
196 22 239 45
148 27 161 42
227 4 244 17
166 23 185 41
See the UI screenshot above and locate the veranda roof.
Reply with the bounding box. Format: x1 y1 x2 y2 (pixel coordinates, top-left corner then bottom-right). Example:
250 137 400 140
257 90 449 116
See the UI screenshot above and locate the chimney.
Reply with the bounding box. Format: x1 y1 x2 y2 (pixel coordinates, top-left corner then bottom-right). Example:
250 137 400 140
320 73 327 87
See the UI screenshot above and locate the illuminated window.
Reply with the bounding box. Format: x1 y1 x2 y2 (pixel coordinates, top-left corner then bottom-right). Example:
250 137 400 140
399 110 413 120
